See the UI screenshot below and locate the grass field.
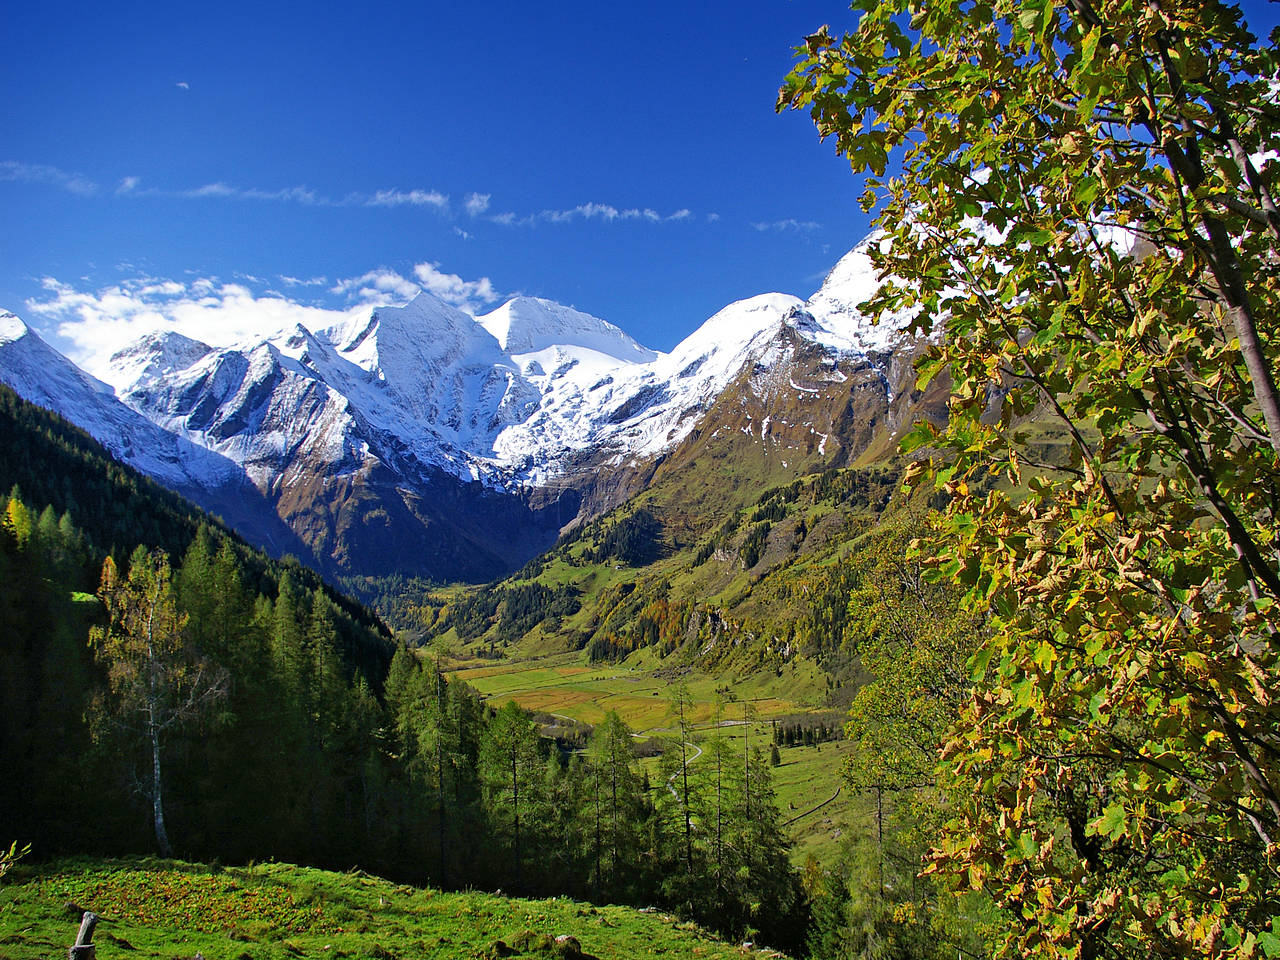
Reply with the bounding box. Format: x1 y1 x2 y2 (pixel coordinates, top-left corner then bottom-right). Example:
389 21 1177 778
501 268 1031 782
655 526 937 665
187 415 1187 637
0 859 790 960
771 740 866 867
447 655 824 732
444 649 860 872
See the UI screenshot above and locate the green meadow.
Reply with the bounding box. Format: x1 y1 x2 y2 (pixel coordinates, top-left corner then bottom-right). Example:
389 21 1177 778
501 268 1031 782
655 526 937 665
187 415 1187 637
0 859 791 960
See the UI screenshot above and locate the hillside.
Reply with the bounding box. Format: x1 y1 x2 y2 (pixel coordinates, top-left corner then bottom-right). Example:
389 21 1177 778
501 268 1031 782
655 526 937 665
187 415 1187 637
0 859 789 960
415 459 918 691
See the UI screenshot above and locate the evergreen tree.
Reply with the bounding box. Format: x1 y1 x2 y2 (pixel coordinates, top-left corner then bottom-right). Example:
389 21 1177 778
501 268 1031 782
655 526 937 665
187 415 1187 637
479 701 544 892
587 710 644 900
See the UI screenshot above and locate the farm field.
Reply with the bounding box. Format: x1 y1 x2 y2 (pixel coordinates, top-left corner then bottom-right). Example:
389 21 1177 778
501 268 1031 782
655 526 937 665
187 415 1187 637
446 653 824 732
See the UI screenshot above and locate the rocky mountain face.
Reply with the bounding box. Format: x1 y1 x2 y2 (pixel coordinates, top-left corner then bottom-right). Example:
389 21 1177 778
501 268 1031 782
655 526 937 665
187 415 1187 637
0 232 943 586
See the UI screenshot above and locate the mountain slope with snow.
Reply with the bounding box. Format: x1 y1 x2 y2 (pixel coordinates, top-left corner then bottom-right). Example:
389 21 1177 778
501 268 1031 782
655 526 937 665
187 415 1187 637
0 231 926 585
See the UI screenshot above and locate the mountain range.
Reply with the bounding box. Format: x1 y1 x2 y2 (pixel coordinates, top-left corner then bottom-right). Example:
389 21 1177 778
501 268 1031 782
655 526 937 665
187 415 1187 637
0 232 942 588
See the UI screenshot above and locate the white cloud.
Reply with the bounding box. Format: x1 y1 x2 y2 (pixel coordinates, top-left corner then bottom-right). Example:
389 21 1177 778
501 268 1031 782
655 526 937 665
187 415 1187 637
330 268 422 304
27 259 504 374
751 218 822 233
116 176 141 195
0 161 98 196
27 274 368 380
464 193 491 217
365 188 449 209
412 262 500 313
328 262 501 314
176 81 190 90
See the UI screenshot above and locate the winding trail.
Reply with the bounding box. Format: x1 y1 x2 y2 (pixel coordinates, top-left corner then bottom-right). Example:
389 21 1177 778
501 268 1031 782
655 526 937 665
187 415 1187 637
782 785 842 826
666 740 703 800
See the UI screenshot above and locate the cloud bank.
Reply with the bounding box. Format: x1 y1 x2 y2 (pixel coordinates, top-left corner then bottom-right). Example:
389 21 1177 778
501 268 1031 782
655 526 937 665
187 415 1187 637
27 260 505 381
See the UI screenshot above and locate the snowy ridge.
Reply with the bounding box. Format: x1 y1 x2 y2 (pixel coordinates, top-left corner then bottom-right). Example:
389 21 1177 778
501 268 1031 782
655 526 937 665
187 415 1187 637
0 313 243 490
480 297 656 363
0 230 917 499
801 231 919 357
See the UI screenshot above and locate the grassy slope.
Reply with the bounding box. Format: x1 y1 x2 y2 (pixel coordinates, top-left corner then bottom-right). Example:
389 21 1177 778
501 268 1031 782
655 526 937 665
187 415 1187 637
0 859 791 960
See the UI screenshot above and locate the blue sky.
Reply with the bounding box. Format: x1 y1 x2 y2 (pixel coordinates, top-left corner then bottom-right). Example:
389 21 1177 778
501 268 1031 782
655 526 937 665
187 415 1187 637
4 0 1278 368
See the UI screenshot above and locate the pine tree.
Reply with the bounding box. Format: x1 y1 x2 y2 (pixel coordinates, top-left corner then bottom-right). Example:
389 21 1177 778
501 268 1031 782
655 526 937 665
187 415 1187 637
587 710 644 899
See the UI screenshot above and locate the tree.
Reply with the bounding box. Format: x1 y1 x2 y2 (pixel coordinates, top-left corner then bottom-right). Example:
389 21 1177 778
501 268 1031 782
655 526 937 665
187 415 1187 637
658 682 700 886
479 701 545 892
781 2 1280 957
90 548 228 857
587 710 644 899
0 841 29 883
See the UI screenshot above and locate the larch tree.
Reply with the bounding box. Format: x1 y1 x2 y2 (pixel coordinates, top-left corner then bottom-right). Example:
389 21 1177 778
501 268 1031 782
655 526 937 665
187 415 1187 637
781 1 1280 957
588 709 643 898
479 700 544 892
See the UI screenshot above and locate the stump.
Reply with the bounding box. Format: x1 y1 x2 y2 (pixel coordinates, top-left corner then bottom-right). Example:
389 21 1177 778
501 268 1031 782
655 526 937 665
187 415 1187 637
69 911 98 960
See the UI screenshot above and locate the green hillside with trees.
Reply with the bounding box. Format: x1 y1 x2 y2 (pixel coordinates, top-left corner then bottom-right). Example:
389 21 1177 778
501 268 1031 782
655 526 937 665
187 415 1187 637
0 382 807 952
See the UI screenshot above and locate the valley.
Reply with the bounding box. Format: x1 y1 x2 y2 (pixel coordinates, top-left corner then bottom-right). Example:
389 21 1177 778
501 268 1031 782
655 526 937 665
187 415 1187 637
4 1 1278 956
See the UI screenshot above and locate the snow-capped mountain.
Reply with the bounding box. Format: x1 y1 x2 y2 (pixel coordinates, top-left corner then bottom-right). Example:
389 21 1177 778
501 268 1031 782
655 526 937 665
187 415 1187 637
0 311 316 559
0 231 932 584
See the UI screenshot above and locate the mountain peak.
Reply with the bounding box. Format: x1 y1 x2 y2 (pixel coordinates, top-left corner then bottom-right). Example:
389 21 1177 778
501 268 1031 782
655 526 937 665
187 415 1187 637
0 311 31 345
478 297 656 363
801 231 920 356
106 330 215 391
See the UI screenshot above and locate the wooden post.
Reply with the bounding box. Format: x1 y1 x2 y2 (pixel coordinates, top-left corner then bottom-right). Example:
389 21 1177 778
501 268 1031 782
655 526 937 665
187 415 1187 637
70 911 98 960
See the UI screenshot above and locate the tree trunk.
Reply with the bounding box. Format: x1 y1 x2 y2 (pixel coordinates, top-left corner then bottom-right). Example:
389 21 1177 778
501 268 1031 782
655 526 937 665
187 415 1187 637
150 712 172 858
511 752 521 892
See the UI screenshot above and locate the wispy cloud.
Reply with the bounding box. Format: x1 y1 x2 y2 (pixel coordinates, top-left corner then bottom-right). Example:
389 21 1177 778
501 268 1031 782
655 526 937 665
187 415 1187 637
364 188 449 210
543 203 661 223
487 202 702 227
751 218 822 233
176 81 190 91
8 159 706 232
0 161 98 197
182 182 323 204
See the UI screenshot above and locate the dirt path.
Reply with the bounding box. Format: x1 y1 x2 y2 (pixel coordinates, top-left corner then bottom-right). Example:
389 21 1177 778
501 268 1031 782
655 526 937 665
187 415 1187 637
782 785 842 826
